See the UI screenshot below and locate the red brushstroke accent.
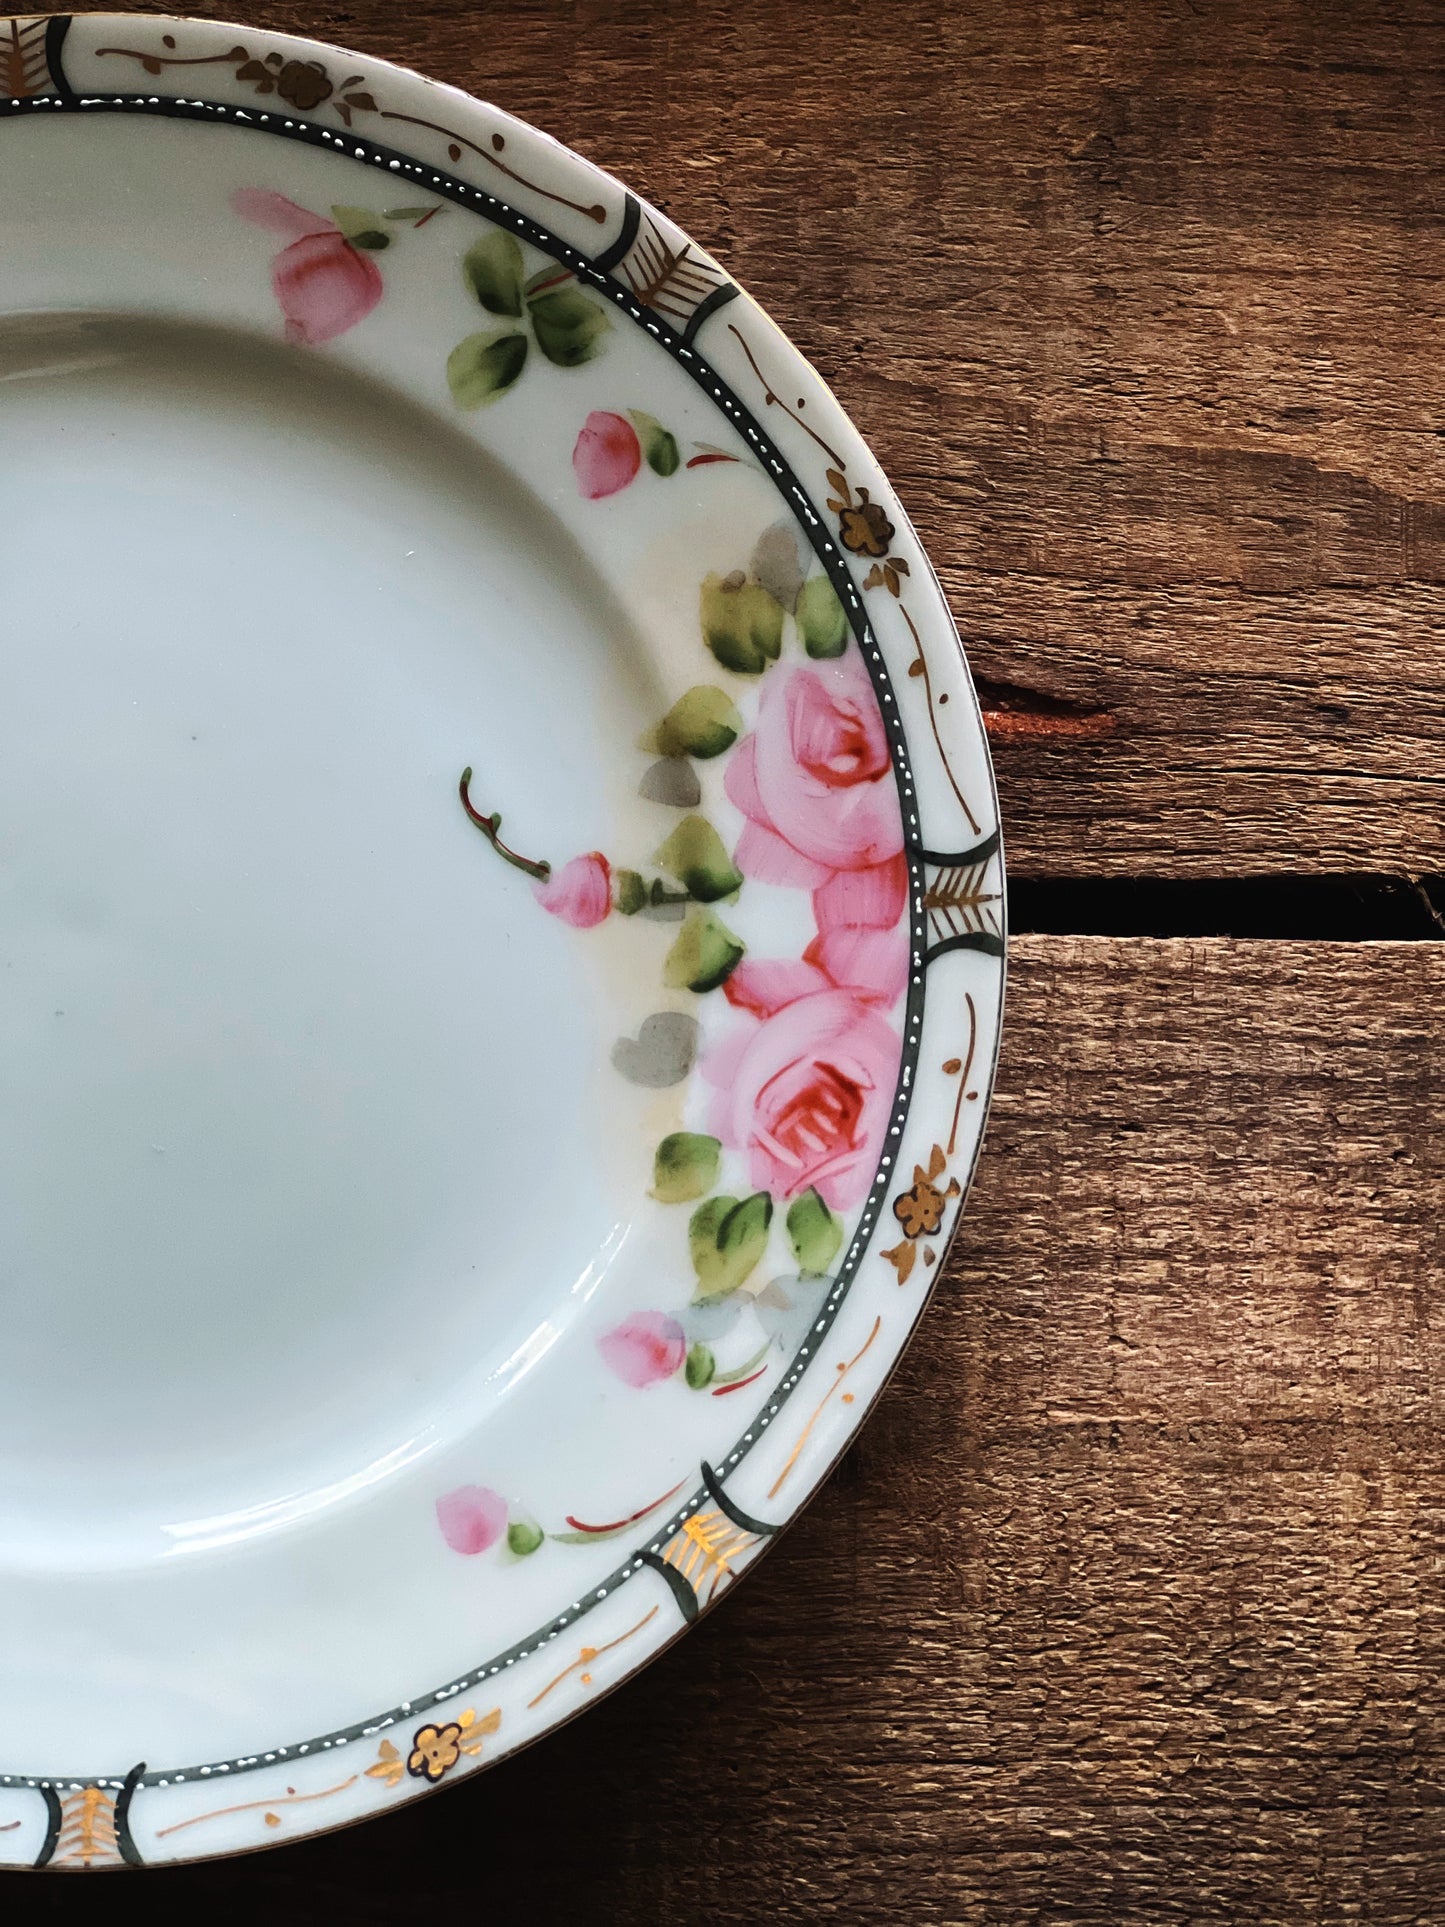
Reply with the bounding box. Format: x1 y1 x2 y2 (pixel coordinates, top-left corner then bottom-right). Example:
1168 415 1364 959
526 267 575 296
712 1366 769 1396
563 1478 686 1535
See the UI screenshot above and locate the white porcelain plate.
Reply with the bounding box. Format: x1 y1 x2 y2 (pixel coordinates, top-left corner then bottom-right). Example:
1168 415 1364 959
0 13 1004 1867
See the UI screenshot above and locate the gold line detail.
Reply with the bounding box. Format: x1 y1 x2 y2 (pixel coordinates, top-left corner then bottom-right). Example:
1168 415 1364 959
768 1315 883 1500
154 1775 358 1840
526 1606 660 1710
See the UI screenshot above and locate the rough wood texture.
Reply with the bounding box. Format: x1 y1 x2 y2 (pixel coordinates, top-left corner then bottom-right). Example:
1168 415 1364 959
22 4 1441 1920
132 941 1445 1921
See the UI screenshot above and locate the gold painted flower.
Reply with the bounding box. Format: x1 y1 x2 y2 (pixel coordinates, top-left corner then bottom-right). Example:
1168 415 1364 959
838 489 894 558
277 58 334 110
826 468 897 561
894 1175 947 1239
407 1721 463 1783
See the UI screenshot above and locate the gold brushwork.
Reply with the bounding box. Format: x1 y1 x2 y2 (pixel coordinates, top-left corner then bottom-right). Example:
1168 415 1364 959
1 16 50 97
366 1704 500 1790
882 1000 981 1283
621 212 728 324
93 32 607 221
662 1509 759 1606
52 1785 122 1867
527 1606 660 1710
154 1775 358 1841
768 1314 883 1499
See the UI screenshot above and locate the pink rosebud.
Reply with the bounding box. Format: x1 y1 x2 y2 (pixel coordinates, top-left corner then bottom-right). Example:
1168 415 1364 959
272 230 384 345
573 411 642 499
231 189 334 240
436 1484 508 1555
234 190 385 345
598 1312 686 1388
534 851 612 928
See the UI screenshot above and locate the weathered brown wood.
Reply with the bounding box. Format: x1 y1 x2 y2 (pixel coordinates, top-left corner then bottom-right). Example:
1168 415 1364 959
134 940 1440 1922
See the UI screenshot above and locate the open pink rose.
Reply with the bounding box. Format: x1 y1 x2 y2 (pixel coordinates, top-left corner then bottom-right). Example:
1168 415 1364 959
599 1312 686 1388
534 852 612 928
233 189 384 345
725 658 904 886
573 411 642 499
705 988 901 1212
436 1484 508 1555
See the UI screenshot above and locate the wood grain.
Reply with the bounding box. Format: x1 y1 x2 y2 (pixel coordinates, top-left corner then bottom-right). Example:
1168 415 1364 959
18 5 1442 1920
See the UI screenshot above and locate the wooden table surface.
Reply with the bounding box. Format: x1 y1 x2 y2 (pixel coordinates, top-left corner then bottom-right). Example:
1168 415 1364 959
27 3 1443 1920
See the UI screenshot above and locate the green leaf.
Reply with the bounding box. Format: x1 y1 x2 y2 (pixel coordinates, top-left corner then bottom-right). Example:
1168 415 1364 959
689 1192 773 1301
653 815 743 903
700 573 784 675
684 1342 716 1389
330 205 389 249
383 205 435 221
646 685 742 760
615 868 647 916
663 908 745 993
652 1132 722 1204
797 573 849 658
711 1338 773 1386
446 329 529 408
786 1188 844 1275
463 230 525 317
527 287 611 366
629 409 680 477
507 1520 544 1557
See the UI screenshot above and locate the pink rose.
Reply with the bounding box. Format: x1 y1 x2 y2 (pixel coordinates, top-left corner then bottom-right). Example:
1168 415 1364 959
803 919 909 1007
233 189 384 345
573 411 642 499
705 988 901 1212
725 658 904 886
534 852 612 928
804 850 910 1006
436 1484 508 1555
599 1312 686 1388
722 846 910 1018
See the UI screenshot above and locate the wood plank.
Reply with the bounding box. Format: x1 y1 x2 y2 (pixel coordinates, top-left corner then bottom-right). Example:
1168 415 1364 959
149 939 1442 1920
198 0 1445 877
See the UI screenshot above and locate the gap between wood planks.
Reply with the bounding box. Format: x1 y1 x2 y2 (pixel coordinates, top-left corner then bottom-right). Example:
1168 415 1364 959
1009 872 1445 940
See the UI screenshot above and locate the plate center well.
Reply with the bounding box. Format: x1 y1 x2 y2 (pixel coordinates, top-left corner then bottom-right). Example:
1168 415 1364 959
0 315 643 1569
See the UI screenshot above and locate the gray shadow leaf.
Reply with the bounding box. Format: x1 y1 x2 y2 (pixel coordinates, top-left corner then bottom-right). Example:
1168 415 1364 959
611 1011 698 1086
639 757 702 808
751 518 805 613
